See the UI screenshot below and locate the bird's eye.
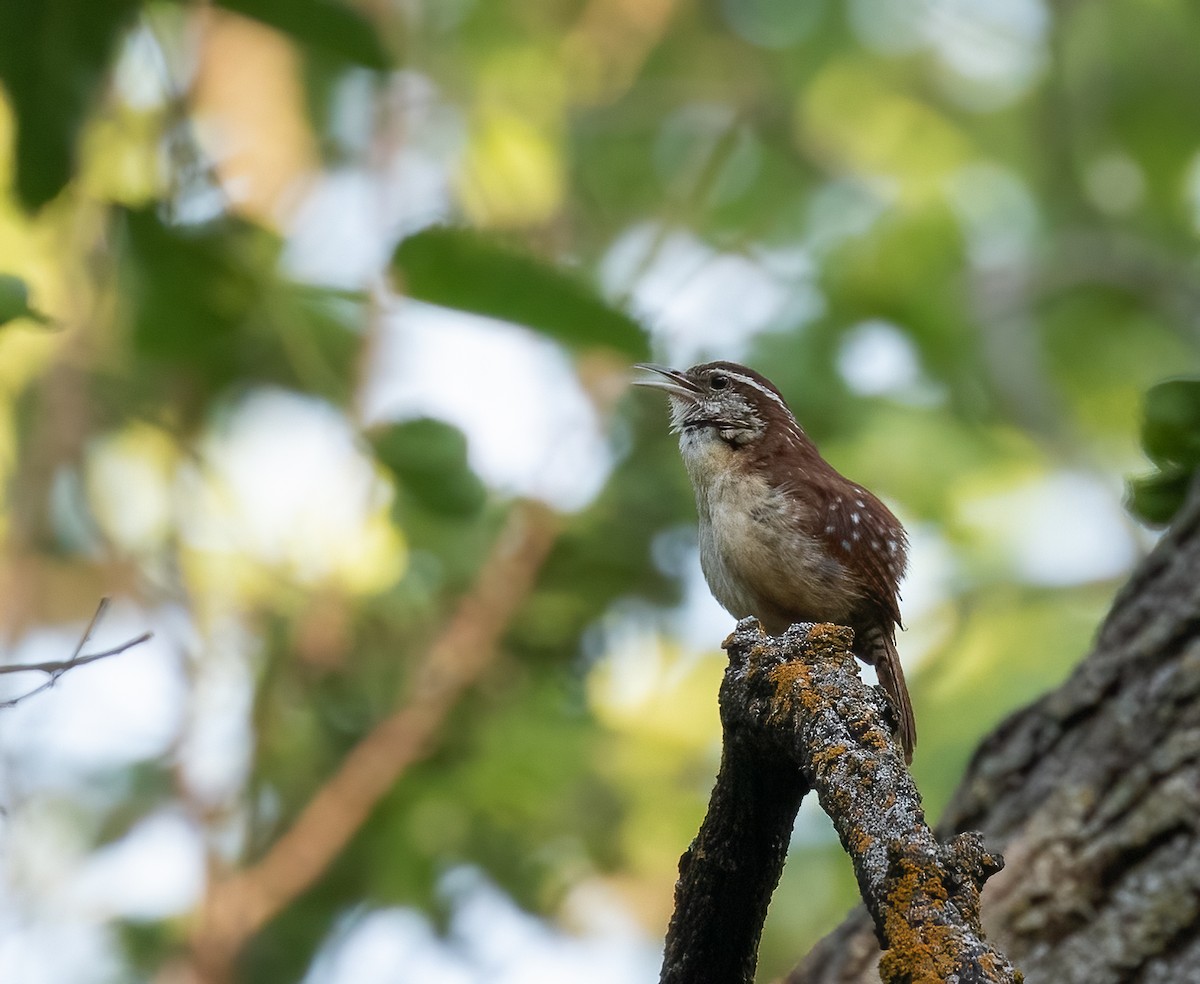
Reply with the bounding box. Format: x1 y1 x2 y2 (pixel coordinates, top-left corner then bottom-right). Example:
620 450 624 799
710 374 729 390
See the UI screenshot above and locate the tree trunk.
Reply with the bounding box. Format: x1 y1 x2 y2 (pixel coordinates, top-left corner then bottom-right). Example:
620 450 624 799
788 482 1200 984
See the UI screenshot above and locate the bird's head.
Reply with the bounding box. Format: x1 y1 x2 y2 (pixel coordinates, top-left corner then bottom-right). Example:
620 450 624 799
633 361 794 446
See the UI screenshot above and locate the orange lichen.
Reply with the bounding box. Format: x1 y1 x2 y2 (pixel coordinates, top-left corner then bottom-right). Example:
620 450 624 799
806 622 855 650
767 660 825 719
767 660 813 689
849 829 875 855
875 855 1006 984
814 743 848 763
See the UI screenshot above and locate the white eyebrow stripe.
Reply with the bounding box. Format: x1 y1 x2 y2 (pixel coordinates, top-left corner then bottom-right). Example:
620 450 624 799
722 371 791 412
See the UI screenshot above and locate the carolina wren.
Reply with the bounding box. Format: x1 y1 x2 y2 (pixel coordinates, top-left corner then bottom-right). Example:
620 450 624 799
636 361 916 761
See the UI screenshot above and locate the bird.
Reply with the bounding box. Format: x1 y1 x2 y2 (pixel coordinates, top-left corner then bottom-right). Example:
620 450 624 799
635 360 916 761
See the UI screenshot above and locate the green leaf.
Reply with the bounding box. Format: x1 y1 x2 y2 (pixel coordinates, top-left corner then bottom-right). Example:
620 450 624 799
0 0 141 209
1126 467 1193 528
1128 379 1200 526
216 0 391 69
1141 378 1200 468
0 274 49 327
392 227 649 359
370 417 487 517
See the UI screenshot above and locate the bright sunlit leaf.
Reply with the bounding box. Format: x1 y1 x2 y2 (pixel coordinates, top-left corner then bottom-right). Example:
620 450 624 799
798 58 972 203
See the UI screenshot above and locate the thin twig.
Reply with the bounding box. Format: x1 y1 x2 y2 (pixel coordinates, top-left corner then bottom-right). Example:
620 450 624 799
0 599 154 708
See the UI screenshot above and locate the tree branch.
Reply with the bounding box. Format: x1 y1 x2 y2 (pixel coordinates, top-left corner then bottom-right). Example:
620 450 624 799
0 598 153 708
661 619 1020 984
187 499 560 983
789 477 1200 984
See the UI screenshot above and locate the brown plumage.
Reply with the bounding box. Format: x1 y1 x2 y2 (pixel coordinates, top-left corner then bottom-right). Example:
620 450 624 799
636 360 917 761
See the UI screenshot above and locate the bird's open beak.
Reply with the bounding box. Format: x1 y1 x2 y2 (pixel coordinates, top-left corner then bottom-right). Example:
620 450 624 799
633 364 701 401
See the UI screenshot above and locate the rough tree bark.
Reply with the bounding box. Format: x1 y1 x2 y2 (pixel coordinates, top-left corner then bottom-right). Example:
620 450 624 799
789 481 1200 984
660 621 1020 984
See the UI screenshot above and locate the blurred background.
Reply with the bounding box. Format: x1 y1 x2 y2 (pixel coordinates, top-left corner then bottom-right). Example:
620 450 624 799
0 0 1198 981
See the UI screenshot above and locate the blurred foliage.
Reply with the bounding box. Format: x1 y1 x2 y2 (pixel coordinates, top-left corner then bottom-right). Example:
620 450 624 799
0 0 142 209
371 417 487 518
393 226 650 358
0 1 1198 983
215 0 392 70
0 273 47 327
1127 379 1200 525
117 206 364 422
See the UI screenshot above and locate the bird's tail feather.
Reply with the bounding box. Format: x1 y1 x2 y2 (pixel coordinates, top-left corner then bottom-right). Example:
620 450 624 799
866 630 916 764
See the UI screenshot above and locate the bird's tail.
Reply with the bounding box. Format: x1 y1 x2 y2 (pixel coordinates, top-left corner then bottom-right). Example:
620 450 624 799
865 629 916 764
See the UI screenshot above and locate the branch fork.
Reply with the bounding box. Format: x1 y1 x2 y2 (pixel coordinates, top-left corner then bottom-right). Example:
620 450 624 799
660 619 1020 984
0 598 153 708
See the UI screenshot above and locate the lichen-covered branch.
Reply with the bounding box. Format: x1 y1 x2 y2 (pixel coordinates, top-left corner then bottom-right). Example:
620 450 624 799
659 676 808 984
661 619 1020 984
789 480 1200 984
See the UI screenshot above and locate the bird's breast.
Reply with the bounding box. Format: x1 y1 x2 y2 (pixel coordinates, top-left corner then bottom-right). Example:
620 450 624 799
690 462 861 630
